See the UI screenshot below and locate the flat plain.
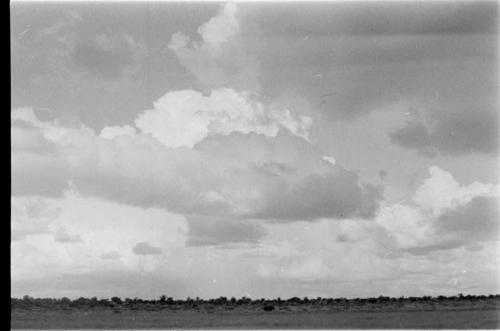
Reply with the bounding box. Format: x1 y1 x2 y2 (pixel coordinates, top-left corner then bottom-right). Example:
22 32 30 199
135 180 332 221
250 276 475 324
11 298 500 329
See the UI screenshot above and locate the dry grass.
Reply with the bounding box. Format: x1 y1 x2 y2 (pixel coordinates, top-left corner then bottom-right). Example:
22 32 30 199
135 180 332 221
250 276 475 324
11 305 500 329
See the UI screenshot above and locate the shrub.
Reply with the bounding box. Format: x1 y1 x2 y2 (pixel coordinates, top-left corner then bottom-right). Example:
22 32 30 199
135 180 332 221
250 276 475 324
263 305 275 312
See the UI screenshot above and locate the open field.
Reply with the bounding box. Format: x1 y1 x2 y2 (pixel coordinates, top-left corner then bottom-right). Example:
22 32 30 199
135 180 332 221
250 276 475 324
12 299 500 329
11 309 500 329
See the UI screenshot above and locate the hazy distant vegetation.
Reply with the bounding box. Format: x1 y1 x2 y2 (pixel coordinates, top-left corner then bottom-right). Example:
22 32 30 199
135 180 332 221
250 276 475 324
12 293 500 311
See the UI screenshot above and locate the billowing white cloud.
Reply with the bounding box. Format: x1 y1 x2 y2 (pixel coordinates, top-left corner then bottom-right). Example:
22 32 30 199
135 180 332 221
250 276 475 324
251 167 499 296
135 88 312 148
12 108 379 223
376 166 499 253
413 166 497 216
194 2 238 51
168 3 260 91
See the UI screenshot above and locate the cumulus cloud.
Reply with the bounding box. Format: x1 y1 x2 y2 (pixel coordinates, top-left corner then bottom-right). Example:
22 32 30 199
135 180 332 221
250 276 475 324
135 88 312 148
390 107 498 156
10 2 500 298
12 108 380 224
253 165 498 286
413 166 497 215
168 3 260 91
11 3 387 249
133 242 162 255
376 166 499 254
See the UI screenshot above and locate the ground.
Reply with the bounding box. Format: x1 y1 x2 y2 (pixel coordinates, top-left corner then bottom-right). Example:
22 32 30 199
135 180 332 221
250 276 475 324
11 299 500 329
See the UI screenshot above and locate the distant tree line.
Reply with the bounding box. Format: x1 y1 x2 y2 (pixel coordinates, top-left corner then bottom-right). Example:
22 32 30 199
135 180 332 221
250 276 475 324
11 293 500 311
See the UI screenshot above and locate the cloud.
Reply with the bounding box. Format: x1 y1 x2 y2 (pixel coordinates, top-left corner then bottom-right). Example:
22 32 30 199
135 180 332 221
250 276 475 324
375 166 499 254
390 107 498 156
13 9 143 85
72 32 143 79
135 88 312 148
11 107 380 223
11 197 60 241
186 216 266 247
253 6 496 121
100 125 137 139
252 2 497 38
11 4 389 227
399 194 500 256
322 155 336 166
435 195 499 241
400 239 465 255
249 172 383 221
168 3 260 92
335 233 354 243
195 132 384 221
100 251 121 260
255 219 396 284
11 192 189 287
10 178 498 299
37 11 82 42
54 226 83 243
247 166 497 291
133 242 162 255
413 166 497 215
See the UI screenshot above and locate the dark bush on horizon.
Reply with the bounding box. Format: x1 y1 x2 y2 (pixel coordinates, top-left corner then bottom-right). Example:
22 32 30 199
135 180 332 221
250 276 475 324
263 305 275 311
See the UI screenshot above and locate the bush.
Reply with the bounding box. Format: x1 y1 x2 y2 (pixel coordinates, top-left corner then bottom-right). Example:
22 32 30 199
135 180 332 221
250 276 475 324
263 305 275 312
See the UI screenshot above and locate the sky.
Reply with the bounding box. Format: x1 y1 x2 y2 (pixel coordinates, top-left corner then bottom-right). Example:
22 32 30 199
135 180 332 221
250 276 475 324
11 1 500 299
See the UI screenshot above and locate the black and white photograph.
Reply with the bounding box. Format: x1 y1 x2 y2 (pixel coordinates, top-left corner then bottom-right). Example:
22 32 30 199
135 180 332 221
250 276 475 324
10 0 500 329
